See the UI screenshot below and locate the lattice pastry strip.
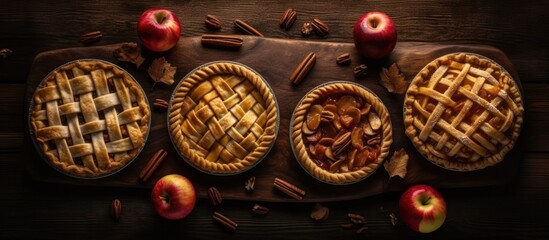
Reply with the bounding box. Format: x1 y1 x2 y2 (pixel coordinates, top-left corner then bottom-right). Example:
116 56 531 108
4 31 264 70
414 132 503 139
30 60 150 178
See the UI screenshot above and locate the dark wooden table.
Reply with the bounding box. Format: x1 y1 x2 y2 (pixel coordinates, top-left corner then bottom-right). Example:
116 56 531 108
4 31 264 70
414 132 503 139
1 1 548 239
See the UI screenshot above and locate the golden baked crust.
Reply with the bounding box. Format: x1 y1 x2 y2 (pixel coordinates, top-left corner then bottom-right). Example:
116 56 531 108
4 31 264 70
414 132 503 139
403 53 524 171
291 82 393 184
30 60 151 178
168 62 278 174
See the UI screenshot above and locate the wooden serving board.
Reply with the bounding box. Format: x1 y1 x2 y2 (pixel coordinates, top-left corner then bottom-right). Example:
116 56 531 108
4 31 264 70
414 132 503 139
24 36 523 202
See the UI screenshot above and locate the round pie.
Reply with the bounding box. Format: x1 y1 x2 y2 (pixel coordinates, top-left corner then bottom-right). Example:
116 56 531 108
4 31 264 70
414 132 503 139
291 82 393 184
29 59 151 178
403 53 524 171
168 61 278 175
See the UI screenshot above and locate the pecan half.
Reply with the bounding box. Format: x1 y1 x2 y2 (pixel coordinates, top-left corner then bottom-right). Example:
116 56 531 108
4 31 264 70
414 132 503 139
153 98 168 111
279 8 297 30
252 204 269 215
353 64 368 78
201 34 243 49
212 212 238 231
336 52 351 65
0 48 12 59
290 52 316 85
348 213 367 224
205 14 222 30
234 19 264 37
139 149 168 182
389 212 398 226
79 31 102 44
311 18 329 36
208 187 223 207
310 203 329 221
332 131 351 156
245 176 256 191
111 199 121 221
273 177 306 200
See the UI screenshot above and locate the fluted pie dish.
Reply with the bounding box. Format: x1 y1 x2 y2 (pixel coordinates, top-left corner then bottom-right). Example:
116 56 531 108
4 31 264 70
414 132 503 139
403 53 524 171
29 59 151 178
168 61 279 175
290 82 393 185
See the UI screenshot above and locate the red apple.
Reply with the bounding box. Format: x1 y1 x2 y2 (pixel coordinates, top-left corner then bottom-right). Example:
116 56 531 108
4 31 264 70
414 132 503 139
353 11 397 59
151 174 196 220
399 184 447 233
137 8 181 52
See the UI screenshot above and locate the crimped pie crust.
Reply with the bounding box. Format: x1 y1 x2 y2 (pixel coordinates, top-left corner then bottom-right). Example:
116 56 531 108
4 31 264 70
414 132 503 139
403 53 524 171
291 82 393 184
168 62 278 174
30 60 150 178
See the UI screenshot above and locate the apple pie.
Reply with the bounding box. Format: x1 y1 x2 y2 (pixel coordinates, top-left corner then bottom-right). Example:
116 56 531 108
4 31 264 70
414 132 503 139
404 53 524 171
168 62 278 174
30 59 151 178
291 82 393 184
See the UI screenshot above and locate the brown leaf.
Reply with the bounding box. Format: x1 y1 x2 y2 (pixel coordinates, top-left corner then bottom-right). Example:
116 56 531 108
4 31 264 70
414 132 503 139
379 63 409 94
113 42 144 68
383 148 409 179
310 203 329 221
148 57 176 86
0 48 13 59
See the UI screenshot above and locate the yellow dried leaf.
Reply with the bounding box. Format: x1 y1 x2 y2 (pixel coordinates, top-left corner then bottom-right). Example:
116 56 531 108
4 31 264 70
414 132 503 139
113 42 144 68
383 148 408 179
148 57 176 86
379 63 409 94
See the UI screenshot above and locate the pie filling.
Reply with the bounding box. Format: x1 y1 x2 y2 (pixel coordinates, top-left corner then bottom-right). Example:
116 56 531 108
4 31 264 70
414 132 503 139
302 93 382 173
291 82 392 184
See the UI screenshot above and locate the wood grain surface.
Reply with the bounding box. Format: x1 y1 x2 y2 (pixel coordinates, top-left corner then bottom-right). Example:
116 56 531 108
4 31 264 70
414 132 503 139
2 1 549 239
25 37 523 202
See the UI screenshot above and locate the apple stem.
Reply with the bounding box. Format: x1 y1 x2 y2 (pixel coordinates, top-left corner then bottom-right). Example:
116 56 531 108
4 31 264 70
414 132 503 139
160 195 169 203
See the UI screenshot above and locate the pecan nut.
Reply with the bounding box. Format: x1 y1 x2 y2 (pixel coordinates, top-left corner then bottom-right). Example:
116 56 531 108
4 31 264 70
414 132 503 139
279 8 297 30
205 14 222 30
311 18 329 36
153 98 169 111
336 52 351 65
354 64 368 78
245 176 256 191
208 187 223 206
251 204 269 215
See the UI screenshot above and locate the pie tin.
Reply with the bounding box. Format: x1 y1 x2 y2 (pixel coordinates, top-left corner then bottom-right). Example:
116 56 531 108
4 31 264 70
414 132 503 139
402 52 525 172
167 61 280 176
289 81 391 185
28 59 151 179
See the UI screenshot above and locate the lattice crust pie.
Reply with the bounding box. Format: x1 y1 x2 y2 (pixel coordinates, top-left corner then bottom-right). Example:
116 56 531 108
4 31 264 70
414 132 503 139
30 60 151 178
291 82 393 184
404 53 524 171
168 62 278 174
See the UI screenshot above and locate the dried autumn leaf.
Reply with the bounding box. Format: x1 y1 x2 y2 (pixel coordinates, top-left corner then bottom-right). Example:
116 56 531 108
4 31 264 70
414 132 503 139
148 57 176 87
383 148 409 179
310 203 329 221
379 63 409 94
113 42 144 68
0 48 13 59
